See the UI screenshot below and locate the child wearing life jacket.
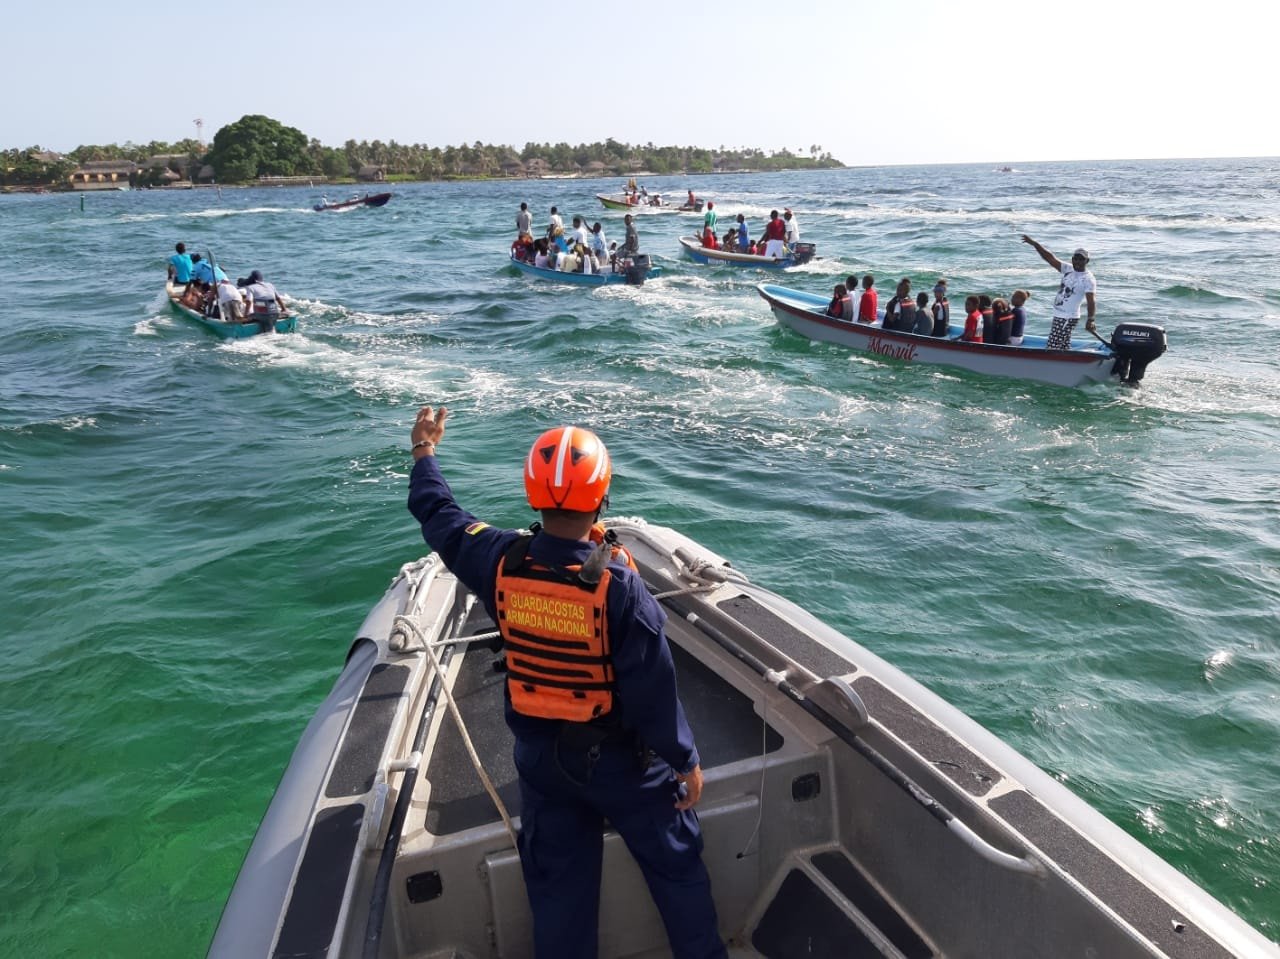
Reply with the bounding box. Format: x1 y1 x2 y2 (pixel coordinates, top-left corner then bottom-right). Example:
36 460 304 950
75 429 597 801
978 295 995 342
826 283 850 319
1009 289 1031 345
990 297 1013 344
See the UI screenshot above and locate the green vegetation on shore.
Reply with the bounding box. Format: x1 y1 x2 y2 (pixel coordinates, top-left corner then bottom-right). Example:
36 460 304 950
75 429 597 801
2 115 842 190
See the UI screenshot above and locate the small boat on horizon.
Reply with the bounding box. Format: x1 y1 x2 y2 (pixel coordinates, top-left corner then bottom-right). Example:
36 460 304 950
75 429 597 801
313 191 393 212
206 518 1277 958
680 236 818 269
758 283 1167 389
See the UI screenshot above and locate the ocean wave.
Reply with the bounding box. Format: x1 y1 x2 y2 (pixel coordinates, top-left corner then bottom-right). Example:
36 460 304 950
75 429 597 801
183 206 307 218
1155 284 1244 303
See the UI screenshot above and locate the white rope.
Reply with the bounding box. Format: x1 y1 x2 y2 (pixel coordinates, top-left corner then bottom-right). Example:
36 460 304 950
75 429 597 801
392 614 519 851
424 629 498 649
650 582 720 601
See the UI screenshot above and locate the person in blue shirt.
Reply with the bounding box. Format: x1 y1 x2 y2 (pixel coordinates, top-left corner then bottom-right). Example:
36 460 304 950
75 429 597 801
407 406 725 959
189 254 227 285
167 242 193 285
735 214 749 253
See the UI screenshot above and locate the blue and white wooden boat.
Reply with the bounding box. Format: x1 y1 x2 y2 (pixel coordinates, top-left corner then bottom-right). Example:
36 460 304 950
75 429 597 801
680 236 817 269
758 283 1167 389
165 282 298 338
508 252 662 287
208 518 1274 958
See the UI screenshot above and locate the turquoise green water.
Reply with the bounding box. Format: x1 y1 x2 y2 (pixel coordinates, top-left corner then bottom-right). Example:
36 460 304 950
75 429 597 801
1 159 1278 955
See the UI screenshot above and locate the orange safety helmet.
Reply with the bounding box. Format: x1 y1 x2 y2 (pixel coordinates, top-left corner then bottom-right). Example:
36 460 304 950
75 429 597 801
524 426 611 512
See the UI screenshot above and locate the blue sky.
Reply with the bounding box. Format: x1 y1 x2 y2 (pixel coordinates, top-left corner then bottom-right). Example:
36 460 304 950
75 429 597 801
6 0 1276 165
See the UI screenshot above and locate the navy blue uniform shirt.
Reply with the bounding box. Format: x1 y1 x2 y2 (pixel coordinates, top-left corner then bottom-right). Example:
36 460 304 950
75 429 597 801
408 455 699 775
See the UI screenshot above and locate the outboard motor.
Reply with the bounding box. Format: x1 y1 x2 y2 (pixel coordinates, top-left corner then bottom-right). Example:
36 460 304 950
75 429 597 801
624 253 651 286
1108 322 1167 386
791 242 817 264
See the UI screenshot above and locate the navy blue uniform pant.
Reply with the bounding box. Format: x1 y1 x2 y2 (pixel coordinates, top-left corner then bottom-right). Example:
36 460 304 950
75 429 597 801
513 733 726 959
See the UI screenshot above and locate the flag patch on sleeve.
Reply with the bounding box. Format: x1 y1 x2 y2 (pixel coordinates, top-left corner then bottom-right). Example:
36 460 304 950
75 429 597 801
465 522 490 535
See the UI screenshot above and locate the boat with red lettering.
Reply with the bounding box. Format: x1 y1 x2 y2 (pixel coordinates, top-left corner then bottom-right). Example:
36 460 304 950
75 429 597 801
757 284 1167 389
680 236 817 269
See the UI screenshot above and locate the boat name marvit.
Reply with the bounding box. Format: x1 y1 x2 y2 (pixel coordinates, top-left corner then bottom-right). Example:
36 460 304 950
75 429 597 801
866 336 920 362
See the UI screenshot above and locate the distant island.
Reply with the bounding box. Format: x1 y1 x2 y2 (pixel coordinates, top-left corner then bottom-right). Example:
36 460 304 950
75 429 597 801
1 114 844 192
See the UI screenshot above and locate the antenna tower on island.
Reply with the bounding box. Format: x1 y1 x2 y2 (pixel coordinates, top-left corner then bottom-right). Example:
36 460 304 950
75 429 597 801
194 118 204 148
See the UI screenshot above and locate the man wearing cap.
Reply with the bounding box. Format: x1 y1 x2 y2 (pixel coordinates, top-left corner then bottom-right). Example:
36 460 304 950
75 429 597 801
1021 234 1096 349
215 276 247 323
783 209 800 249
242 269 289 320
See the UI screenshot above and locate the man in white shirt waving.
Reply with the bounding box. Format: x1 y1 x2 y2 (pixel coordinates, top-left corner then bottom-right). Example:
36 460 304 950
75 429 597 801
1022 234 1097 349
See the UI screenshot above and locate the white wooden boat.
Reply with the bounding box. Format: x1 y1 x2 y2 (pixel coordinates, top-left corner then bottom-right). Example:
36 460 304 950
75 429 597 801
509 252 660 286
758 283 1167 389
208 519 1268 958
680 236 817 269
596 193 694 213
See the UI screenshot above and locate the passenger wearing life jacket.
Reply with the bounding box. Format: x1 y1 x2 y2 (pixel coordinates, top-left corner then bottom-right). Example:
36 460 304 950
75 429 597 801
931 280 951 337
826 283 851 320
978 294 995 343
406 410 726 959
884 278 913 331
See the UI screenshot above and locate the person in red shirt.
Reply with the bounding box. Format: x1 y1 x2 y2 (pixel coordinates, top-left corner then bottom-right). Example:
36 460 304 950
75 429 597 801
961 295 983 342
857 274 878 323
761 210 787 257
700 225 718 249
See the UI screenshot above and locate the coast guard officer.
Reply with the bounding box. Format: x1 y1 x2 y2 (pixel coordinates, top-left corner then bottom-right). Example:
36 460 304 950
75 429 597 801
406 406 726 959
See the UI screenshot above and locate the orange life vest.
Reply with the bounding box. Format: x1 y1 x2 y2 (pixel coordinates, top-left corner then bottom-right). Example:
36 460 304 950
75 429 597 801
496 535 617 721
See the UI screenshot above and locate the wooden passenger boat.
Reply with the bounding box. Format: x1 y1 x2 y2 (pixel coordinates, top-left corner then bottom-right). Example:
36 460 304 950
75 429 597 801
508 251 661 287
164 282 298 338
208 518 1271 958
758 283 1167 389
680 236 817 269
595 193 690 213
